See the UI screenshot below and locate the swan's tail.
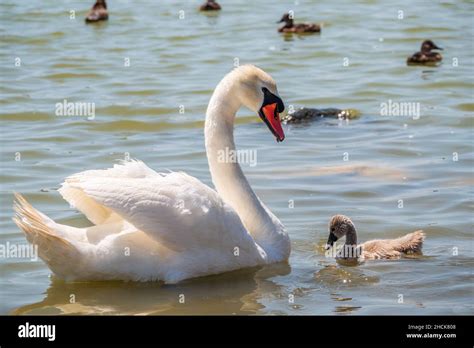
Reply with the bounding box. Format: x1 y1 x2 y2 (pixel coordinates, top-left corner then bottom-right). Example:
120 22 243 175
12 193 82 279
391 230 425 254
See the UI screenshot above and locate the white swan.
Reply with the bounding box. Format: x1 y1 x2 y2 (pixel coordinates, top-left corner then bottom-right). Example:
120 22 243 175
14 65 291 283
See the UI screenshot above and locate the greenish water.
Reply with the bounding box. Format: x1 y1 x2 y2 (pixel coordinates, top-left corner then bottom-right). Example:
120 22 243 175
0 0 473 315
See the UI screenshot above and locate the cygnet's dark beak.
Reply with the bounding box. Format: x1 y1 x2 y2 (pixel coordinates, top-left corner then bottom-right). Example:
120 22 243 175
324 232 338 250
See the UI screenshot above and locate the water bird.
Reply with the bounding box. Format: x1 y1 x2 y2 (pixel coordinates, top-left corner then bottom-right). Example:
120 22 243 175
13 65 290 284
282 107 355 124
325 215 425 262
277 13 321 33
407 40 443 65
199 0 221 11
85 0 108 23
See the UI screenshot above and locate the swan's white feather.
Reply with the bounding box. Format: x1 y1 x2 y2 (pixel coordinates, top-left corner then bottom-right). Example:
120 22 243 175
58 160 157 225
65 167 261 254
17 160 268 283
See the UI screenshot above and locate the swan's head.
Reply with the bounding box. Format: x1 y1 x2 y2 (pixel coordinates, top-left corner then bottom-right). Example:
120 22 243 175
325 215 355 250
232 65 285 142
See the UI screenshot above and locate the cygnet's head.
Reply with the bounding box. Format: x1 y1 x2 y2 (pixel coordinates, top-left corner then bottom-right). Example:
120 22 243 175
325 215 356 250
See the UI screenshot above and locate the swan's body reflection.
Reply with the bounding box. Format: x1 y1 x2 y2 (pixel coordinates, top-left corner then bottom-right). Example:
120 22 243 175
13 264 290 315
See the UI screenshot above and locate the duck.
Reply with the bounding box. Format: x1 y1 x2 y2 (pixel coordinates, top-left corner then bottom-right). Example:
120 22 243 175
13 65 291 284
282 107 355 124
277 13 321 34
407 40 443 65
199 0 221 11
324 215 425 262
85 0 108 23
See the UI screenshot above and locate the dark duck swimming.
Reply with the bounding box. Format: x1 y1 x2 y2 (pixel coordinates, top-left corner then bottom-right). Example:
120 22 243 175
277 13 321 33
85 0 108 23
282 107 356 124
407 40 443 65
199 0 221 11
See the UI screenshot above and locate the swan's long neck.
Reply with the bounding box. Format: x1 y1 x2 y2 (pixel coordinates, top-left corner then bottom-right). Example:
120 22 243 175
204 75 289 262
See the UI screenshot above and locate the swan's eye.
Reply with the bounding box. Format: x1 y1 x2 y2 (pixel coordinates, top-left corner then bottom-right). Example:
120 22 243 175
331 228 335 232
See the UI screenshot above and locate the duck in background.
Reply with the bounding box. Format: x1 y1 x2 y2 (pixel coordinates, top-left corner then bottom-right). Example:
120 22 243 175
282 107 357 124
85 0 108 23
407 40 443 65
325 215 425 263
277 13 321 34
200 0 221 11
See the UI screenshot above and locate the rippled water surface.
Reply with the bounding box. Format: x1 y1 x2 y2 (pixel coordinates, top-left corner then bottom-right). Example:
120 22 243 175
1 0 473 315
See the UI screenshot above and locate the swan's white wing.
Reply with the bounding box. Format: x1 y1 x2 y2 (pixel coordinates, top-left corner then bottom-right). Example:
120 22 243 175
65 171 256 252
58 160 158 225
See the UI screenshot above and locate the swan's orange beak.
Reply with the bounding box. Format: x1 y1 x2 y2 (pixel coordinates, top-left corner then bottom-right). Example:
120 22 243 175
259 87 285 142
261 103 285 142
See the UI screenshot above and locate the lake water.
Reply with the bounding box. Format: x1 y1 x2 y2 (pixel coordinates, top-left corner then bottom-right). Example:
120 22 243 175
0 0 473 315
